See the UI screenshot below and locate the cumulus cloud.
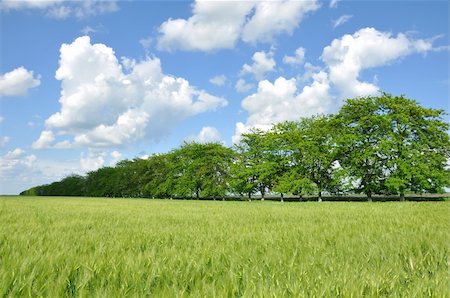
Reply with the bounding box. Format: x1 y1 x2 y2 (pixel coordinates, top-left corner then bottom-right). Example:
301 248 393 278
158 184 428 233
157 1 254 52
186 126 222 144
322 27 434 99
235 79 254 93
241 0 319 44
1 0 118 19
233 72 331 143
35 36 227 148
209 75 227 86
332 14 352 28
32 130 55 149
0 148 38 193
233 27 437 144
157 0 319 52
109 150 122 166
80 150 105 172
283 47 305 65
241 50 276 80
0 67 41 97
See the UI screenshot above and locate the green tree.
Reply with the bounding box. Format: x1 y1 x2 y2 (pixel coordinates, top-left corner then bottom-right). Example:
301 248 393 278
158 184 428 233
169 142 234 199
271 117 339 201
381 94 450 200
232 129 279 200
143 153 172 198
273 169 316 201
335 93 450 201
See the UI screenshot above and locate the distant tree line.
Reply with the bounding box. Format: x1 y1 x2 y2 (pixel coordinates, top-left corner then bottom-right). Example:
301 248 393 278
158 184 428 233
21 93 450 201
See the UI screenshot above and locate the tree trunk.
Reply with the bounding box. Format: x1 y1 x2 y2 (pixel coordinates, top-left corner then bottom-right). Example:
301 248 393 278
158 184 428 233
280 193 284 202
248 192 251 202
367 192 372 202
400 192 405 202
261 188 265 201
196 189 199 200
318 191 322 202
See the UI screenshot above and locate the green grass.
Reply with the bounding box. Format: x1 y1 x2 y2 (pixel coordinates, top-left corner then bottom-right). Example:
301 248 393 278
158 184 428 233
0 196 448 297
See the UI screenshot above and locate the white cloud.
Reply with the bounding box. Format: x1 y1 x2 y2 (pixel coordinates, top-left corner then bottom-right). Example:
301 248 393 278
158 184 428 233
241 0 320 44
0 116 4 123
235 79 254 93
157 0 319 52
209 75 227 86
0 147 88 194
186 126 222 144
157 1 254 52
322 27 434 99
241 50 276 80
283 47 305 65
1 0 118 19
1 0 60 10
32 130 55 149
139 36 153 52
0 67 41 97
233 72 331 144
0 148 38 192
332 14 352 28
36 36 227 148
0 136 10 148
110 150 122 166
81 25 96 35
80 150 105 172
329 0 340 8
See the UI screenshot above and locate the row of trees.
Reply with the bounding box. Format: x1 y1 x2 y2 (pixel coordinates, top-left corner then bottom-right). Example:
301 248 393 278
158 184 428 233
21 94 450 201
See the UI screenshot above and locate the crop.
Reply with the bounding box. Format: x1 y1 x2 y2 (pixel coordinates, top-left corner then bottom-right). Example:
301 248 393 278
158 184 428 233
1 196 448 296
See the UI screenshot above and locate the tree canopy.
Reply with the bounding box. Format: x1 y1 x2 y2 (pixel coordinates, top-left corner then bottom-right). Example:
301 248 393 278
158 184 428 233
21 93 450 201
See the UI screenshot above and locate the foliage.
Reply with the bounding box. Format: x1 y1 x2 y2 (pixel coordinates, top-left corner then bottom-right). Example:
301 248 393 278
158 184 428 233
334 93 450 200
232 129 280 199
1 197 449 296
20 93 450 200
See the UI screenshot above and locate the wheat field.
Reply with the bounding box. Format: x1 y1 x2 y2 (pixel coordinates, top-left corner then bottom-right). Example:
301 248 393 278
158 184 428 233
0 196 448 297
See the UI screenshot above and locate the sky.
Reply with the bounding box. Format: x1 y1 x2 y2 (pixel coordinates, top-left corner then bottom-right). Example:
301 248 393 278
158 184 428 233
0 0 449 195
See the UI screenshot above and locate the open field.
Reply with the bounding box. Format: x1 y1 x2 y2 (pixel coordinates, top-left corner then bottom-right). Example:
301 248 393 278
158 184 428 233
1 196 448 296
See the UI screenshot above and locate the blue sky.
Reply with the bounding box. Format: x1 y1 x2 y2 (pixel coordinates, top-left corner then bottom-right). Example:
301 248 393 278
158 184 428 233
1 0 449 194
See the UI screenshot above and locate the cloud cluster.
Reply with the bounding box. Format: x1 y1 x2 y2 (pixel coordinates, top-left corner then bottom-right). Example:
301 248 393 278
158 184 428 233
283 47 305 65
35 36 227 148
0 67 41 97
1 0 118 19
157 0 319 52
80 150 105 172
209 75 227 86
233 27 435 143
0 148 38 193
186 126 222 144
241 50 276 80
233 72 330 144
322 27 433 99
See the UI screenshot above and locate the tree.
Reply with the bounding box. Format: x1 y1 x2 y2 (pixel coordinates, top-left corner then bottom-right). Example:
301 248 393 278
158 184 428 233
232 129 279 200
271 117 339 202
114 159 148 197
333 96 392 200
334 93 450 201
273 169 316 201
169 142 234 199
84 167 120 197
381 94 450 200
143 153 172 198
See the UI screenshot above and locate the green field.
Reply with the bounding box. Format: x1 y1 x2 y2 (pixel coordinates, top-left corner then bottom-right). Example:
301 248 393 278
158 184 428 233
1 197 448 297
